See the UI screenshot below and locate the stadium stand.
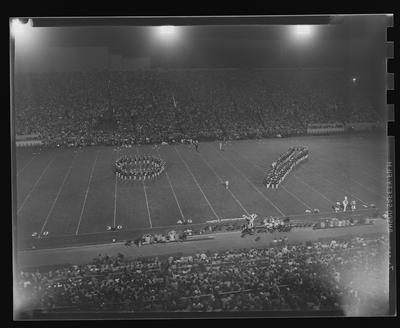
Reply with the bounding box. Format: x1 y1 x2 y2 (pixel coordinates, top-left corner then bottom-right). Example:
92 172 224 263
16 234 388 314
14 69 381 147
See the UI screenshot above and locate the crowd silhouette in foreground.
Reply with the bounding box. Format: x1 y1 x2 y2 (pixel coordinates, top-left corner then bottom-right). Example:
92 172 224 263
17 234 388 315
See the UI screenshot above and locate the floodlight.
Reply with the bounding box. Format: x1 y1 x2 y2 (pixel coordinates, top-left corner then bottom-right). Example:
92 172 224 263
159 25 176 35
11 18 32 38
154 25 181 45
295 25 311 36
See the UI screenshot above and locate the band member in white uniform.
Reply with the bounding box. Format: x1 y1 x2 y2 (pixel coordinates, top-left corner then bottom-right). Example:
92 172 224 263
343 196 349 212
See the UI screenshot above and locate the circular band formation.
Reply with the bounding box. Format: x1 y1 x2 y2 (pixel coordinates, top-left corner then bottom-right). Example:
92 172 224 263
114 154 166 181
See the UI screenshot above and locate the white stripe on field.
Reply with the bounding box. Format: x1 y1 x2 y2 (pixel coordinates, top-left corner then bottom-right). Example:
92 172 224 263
214 148 286 217
156 148 185 220
281 185 313 210
17 155 57 214
297 165 369 205
310 147 384 184
137 147 153 228
40 153 78 234
75 150 100 235
292 174 334 204
113 165 118 228
229 147 314 211
174 146 220 220
17 156 34 177
197 152 250 216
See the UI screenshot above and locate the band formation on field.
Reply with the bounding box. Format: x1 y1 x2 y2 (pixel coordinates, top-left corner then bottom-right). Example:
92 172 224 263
114 154 166 182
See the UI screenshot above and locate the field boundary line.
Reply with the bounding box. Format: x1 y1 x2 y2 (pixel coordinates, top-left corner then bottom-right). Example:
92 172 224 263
75 150 100 235
197 152 250 216
17 155 57 214
20 208 376 241
40 153 78 235
174 146 220 221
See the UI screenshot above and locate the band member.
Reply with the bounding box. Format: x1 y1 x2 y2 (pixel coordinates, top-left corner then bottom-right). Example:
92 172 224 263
334 202 341 212
343 196 349 212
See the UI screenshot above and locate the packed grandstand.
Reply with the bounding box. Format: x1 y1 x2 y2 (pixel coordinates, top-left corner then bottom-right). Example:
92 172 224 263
14 69 382 147
16 234 388 314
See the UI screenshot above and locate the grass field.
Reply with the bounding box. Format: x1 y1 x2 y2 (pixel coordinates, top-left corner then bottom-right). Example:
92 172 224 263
15 133 388 249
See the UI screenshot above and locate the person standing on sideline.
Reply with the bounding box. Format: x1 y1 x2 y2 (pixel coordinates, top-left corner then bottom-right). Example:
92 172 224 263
343 196 349 212
195 140 199 152
219 141 223 151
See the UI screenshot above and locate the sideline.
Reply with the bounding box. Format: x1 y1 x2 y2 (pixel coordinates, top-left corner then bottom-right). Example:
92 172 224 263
17 219 387 269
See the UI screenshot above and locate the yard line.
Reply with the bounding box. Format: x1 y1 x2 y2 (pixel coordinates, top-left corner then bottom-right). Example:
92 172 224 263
17 155 57 215
307 150 385 199
197 152 250 216
297 165 369 205
311 147 384 183
113 176 118 227
280 185 313 210
156 148 186 221
136 147 153 229
39 153 78 235
213 147 286 217
174 146 220 221
16 156 34 177
228 147 313 211
113 149 119 228
75 150 100 235
345 178 385 199
291 174 334 204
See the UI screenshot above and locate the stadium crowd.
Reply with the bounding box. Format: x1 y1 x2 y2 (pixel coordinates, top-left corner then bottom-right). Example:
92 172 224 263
16 234 388 314
15 69 381 147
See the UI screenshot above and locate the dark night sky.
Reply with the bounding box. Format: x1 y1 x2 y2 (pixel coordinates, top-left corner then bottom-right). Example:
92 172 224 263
12 15 390 110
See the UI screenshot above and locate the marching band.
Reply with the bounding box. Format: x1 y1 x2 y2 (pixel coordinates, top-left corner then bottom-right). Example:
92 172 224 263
114 154 166 182
264 146 309 189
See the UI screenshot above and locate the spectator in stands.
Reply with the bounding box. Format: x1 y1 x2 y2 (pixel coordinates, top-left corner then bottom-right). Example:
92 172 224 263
15 69 382 148
16 234 388 314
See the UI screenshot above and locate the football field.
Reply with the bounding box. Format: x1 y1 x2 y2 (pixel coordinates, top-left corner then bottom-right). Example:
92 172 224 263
15 133 388 249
